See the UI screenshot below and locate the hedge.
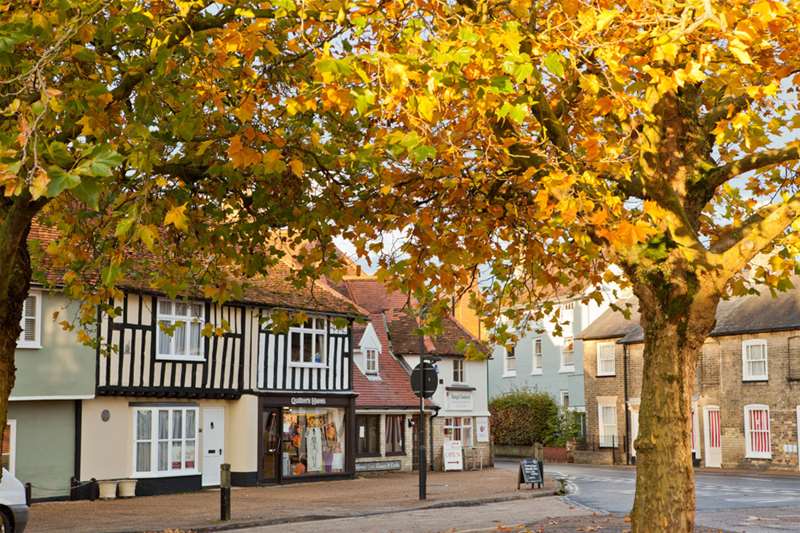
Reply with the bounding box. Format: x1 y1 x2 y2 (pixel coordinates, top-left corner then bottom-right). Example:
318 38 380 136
489 390 559 446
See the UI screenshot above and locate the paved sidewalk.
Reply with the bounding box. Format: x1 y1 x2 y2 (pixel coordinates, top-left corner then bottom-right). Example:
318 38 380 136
28 469 555 533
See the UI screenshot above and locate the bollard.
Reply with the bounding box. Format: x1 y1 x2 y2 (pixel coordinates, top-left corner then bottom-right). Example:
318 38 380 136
220 463 231 521
24 482 31 506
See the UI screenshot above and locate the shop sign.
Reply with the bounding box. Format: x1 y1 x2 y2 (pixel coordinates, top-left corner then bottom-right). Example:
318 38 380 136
355 460 402 472
447 390 473 411
290 397 327 406
443 440 463 471
476 416 490 442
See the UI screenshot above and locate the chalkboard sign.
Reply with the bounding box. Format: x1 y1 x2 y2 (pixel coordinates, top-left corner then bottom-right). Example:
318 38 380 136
518 458 543 489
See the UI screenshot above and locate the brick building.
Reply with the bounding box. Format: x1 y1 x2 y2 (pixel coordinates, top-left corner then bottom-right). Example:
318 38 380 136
580 289 800 471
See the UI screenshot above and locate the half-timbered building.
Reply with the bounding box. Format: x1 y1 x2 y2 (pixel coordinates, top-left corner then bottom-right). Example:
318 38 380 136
78 260 363 495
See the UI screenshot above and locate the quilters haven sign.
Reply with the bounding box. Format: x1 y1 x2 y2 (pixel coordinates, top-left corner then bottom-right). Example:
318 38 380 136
290 397 327 406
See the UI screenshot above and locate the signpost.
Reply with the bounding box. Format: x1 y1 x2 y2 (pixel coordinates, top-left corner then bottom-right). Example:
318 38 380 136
518 458 544 489
411 355 439 501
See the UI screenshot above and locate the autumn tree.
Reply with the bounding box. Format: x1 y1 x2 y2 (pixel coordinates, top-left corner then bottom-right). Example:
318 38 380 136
0 0 365 481
313 0 800 530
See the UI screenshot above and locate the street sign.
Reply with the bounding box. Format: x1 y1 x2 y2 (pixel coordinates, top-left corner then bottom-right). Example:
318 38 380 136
410 361 438 398
518 458 543 489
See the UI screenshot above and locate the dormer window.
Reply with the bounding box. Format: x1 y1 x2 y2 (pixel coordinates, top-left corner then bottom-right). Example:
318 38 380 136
365 348 378 374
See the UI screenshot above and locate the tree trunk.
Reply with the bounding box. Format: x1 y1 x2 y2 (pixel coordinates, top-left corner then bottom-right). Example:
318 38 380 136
630 277 719 533
0 208 34 479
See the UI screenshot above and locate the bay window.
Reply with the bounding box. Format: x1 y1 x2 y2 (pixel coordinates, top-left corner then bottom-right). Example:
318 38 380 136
134 406 198 476
157 299 204 361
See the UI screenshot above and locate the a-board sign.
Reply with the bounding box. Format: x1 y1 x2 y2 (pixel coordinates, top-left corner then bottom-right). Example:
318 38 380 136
443 440 464 471
518 458 543 488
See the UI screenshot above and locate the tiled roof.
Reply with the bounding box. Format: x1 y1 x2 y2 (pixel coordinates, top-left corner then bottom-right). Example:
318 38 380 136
386 310 487 356
336 277 486 357
353 311 420 408
581 284 800 344
577 298 639 341
27 222 361 316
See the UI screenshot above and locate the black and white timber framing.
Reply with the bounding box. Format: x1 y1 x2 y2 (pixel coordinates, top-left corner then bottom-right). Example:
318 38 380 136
96 290 353 399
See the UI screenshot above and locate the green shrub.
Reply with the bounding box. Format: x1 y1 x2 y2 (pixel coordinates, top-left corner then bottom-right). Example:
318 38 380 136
489 390 559 446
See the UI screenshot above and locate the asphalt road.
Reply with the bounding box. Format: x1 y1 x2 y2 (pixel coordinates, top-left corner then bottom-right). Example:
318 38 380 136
497 460 800 532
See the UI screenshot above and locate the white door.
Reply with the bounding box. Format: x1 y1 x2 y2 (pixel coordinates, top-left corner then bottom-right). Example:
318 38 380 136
703 406 721 468
202 407 225 486
630 410 639 458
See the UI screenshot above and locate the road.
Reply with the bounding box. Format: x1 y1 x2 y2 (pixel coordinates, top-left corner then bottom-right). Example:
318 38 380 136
496 460 800 532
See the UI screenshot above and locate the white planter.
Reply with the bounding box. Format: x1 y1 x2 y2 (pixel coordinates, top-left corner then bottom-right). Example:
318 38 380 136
118 479 137 498
98 480 118 500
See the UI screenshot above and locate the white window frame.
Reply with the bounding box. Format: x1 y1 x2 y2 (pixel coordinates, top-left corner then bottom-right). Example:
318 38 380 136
365 348 379 374
502 346 516 377
17 291 42 349
596 342 616 377
132 406 199 478
156 299 205 362
597 400 618 448
531 337 543 375
444 417 473 446
560 390 570 408
742 339 768 381
2 420 16 475
452 358 466 383
288 316 328 368
560 336 575 372
744 404 771 459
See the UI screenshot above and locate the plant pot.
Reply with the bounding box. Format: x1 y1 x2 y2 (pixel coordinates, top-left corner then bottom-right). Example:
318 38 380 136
118 479 137 498
98 480 118 500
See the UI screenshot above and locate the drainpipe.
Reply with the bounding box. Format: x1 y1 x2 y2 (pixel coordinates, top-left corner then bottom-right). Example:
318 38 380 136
430 405 440 471
623 342 630 465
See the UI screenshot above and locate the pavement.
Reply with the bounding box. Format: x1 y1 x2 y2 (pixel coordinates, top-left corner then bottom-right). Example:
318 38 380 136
27 468 556 533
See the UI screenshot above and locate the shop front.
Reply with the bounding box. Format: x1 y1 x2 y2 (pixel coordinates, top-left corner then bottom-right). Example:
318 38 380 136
258 393 356 483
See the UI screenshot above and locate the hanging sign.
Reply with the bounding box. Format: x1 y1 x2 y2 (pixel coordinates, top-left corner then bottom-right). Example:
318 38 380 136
476 417 490 442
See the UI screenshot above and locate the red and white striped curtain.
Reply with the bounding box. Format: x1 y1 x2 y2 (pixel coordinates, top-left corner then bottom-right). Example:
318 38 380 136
748 408 770 454
708 410 721 449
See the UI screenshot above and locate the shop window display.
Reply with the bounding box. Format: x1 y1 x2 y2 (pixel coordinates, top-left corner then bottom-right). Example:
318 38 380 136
282 407 346 476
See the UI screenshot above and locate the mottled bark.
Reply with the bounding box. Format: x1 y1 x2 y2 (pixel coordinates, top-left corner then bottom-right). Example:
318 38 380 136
630 274 719 533
0 199 36 480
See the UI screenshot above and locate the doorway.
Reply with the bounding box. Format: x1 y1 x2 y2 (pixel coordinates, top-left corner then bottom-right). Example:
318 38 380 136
703 406 721 468
629 409 639 459
260 408 281 483
202 407 225 486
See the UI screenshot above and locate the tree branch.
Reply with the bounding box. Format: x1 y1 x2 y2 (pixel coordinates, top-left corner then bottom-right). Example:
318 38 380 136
707 146 800 187
715 193 800 276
